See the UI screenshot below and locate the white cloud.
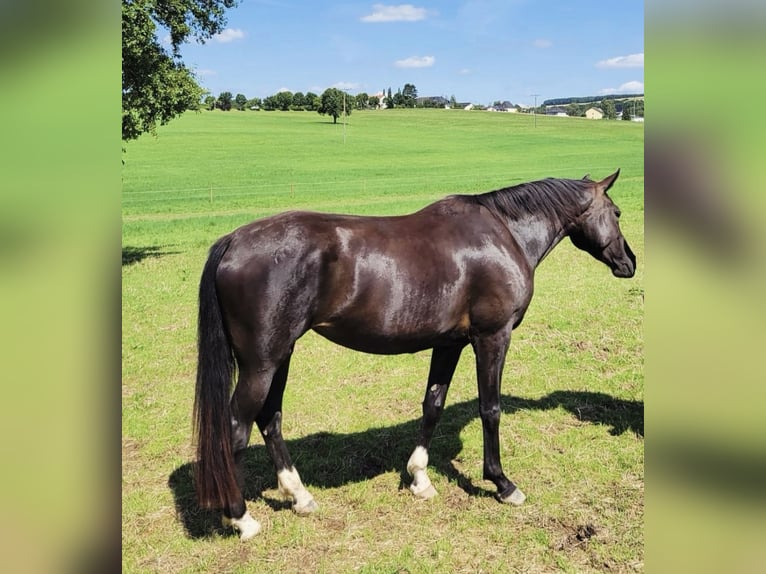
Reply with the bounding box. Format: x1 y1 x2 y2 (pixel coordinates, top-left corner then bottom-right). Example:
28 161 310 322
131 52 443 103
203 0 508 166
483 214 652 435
277 87 293 93
596 53 644 69
212 28 246 43
333 81 362 91
458 68 471 75
599 81 644 95
395 55 435 68
533 38 552 49
361 4 427 22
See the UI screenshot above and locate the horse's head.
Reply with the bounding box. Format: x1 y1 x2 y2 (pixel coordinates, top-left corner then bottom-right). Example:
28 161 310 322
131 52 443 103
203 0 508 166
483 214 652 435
569 169 636 278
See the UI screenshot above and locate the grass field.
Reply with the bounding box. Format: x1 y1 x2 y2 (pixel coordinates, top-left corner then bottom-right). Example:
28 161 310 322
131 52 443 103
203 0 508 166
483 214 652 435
122 109 643 573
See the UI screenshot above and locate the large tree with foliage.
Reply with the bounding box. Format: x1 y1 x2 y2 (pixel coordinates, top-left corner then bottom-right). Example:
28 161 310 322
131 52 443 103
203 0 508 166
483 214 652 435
305 92 320 111
402 83 417 107
122 0 239 140
318 88 351 124
275 91 293 111
355 93 369 110
216 91 233 111
600 99 617 120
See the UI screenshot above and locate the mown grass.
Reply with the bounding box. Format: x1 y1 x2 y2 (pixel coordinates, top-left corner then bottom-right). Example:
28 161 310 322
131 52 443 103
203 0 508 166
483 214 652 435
123 109 643 573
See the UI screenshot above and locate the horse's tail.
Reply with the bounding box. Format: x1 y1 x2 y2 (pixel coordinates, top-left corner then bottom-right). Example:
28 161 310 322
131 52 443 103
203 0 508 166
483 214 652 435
193 235 239 509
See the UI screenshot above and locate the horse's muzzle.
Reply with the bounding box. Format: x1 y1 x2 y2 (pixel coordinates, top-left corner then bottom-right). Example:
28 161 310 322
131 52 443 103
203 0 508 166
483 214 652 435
611 239 636 278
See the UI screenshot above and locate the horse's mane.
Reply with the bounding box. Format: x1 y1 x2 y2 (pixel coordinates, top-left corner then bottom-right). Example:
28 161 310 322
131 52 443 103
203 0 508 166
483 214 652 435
467 177 593 224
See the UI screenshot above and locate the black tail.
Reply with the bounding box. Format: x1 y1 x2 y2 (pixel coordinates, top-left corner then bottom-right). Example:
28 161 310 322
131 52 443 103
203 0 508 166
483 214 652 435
193 235 239 509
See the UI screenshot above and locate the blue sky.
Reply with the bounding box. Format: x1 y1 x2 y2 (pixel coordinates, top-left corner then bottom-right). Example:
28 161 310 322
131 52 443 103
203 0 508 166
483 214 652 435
170 1 644 107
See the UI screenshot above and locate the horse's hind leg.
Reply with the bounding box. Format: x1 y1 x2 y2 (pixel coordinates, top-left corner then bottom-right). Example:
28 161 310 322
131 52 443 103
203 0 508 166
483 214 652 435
407 344 464 499
256 352 318 515
221 366 274 540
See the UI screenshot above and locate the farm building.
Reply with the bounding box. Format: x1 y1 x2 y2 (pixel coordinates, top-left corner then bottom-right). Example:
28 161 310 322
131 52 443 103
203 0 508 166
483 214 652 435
585 107 604 119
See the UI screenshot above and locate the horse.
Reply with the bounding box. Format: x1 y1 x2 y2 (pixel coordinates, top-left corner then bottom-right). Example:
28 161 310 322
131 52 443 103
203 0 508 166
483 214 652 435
193 170 636 540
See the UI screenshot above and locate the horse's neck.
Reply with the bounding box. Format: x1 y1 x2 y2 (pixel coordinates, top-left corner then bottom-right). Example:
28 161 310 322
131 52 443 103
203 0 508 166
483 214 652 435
506 212 569 270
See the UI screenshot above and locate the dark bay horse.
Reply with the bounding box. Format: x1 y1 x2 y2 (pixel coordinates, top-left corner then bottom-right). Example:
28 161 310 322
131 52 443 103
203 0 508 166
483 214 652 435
193 170 636 539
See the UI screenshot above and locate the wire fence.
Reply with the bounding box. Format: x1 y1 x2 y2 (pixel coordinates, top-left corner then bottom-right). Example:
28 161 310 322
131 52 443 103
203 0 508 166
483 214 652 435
122 166 616 209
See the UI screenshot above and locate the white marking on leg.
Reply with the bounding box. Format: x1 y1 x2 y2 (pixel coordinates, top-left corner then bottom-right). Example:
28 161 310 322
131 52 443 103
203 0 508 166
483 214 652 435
277 467 318 514
500 486 526 506
222 511 261 541
407 446 437 499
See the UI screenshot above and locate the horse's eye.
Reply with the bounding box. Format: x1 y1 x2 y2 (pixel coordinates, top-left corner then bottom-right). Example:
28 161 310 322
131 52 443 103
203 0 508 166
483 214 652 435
615 209 621 219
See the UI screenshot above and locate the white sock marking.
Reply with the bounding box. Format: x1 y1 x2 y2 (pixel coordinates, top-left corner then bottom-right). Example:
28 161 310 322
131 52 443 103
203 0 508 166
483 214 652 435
277 467 317 513
222 511 261 541
407 446 435 497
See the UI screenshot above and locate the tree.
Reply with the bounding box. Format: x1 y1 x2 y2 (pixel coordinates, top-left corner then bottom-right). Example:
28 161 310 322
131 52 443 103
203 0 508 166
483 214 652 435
203 95 216 110
566 103 584 117
261 95 278 111
369 95 380 109
355 93 369 110
216 91 233 111
275 90 293 111
292 92 306 110
621 106 632 121
385 87 394 109
122 0 239 140
305 92 319 111
235 93 247 111
402 83 417 107
600 99 617 120
318 88 350 123
393 89 406 108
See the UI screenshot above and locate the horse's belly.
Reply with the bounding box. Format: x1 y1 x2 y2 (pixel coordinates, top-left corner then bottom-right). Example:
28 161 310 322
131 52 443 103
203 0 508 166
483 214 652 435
311 322 466 355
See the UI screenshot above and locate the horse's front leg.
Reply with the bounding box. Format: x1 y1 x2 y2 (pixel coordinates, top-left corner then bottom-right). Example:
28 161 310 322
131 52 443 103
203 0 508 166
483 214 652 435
472 330 526 505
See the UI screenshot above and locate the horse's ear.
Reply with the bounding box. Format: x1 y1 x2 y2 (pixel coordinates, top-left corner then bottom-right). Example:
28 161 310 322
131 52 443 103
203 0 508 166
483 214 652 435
582 173 592 181
595 169 620 194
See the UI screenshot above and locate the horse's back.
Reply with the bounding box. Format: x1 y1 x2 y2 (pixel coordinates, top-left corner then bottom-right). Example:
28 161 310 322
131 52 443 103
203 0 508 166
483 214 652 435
212 198 531 357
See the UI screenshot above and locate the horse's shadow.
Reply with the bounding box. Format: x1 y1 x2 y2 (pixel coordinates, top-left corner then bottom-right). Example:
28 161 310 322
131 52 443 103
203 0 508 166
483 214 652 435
168 390 643 538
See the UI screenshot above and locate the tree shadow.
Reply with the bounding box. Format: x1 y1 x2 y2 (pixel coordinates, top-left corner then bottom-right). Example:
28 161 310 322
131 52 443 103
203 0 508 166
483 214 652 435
122 245 181 266
168 390 643 539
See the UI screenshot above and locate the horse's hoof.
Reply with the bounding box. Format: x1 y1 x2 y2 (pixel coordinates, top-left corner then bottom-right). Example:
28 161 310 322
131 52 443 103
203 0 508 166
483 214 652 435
500 487 526 506
222 512 262 540
293 498 319 515
410 482 438 500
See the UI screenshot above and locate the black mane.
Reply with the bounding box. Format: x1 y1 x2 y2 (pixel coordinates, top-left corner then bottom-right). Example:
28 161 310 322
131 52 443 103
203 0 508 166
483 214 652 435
468 177 593 224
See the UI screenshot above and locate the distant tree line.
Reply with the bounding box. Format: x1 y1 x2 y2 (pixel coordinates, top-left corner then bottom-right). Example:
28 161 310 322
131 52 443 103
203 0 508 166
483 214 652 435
563 98 644 119
543 94 644 107
201 84 644 121
200 83 462 117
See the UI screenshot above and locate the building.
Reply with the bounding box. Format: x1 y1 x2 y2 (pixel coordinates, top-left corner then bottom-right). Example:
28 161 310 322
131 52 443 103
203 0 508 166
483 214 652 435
415 96 450 108
488 101 518 112
585 107 604 119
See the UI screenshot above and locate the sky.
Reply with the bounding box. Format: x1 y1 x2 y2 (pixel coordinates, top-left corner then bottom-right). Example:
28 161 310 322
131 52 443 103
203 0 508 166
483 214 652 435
169 1 644 107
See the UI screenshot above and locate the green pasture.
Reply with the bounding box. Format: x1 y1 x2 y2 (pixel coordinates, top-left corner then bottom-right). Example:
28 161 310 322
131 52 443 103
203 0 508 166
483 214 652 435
123 109 643 573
